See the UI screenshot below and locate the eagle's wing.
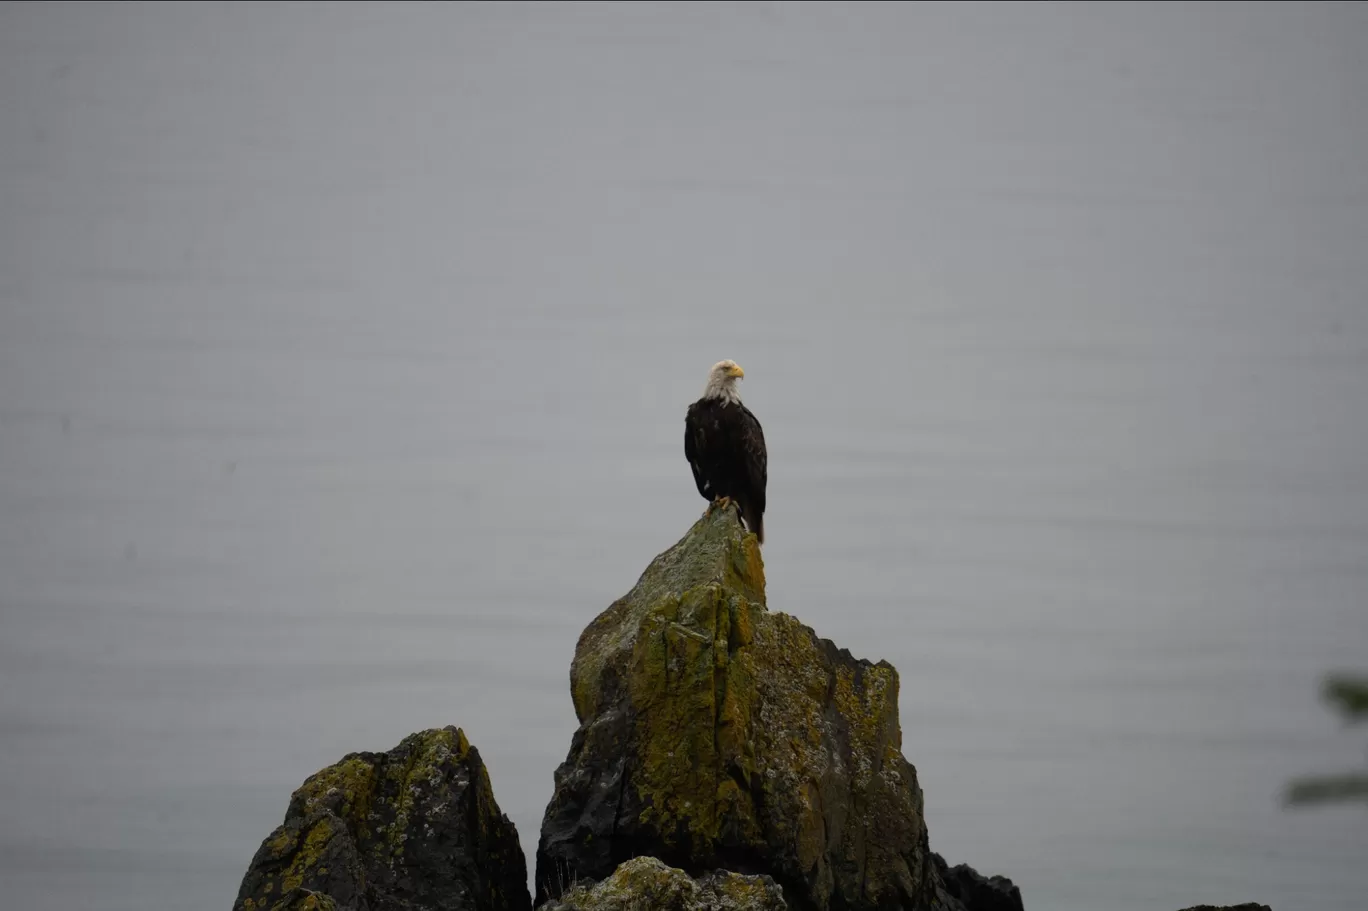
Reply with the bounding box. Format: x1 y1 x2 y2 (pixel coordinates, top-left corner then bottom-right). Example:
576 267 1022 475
684 403 710 498
739 405 767 514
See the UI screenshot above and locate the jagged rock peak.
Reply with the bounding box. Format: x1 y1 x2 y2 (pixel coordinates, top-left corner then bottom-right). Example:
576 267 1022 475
535 504 942 910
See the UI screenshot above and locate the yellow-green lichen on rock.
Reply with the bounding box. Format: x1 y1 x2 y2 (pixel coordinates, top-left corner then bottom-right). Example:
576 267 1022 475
234 726 529 911
570 506 766 724
540 856 787 911
535 504 938 910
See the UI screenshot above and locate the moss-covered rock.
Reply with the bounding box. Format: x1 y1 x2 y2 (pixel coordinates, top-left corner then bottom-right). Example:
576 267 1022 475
539 856 787 911
534 505 939 910
235 726 530 911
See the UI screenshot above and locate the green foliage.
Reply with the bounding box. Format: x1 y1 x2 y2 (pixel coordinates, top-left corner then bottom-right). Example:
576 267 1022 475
1322 674 1368 721
1284 673 1368 807
1285 774 1368 806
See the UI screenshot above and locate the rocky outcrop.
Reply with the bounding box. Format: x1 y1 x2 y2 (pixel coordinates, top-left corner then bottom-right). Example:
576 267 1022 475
534 504 976 910
231 505 1031 911
228 503 1292 911
233 727 530 911
539 856 788 911
931 853 1023 911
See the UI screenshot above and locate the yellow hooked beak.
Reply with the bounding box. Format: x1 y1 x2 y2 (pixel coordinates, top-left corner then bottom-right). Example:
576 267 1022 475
729 364 745 378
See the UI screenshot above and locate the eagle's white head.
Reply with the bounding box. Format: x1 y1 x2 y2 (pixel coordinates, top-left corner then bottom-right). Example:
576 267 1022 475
703 359 745 404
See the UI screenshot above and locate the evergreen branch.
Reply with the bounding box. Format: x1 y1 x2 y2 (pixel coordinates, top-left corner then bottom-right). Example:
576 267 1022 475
1284 773 1368 807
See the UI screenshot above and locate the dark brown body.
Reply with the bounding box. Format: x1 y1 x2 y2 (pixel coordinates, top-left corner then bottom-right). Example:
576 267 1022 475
684 396 768 544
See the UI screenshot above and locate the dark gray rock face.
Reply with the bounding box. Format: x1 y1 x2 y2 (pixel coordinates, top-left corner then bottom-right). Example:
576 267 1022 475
262 891 343 911
233 727 530 911
931 852 1024 911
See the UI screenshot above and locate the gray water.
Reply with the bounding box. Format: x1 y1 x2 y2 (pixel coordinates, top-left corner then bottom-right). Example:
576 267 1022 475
2 3 1366 909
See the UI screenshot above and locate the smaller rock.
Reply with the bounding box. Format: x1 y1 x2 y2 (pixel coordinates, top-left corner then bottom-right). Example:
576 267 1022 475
234 726 529 911
931 852 1024 911
1175 905 1273 911
539 856 788 911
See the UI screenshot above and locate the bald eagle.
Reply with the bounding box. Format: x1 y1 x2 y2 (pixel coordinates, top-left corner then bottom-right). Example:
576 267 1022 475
685 359 768 545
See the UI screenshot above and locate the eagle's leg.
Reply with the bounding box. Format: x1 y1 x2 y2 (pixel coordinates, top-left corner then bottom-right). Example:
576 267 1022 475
706 495 733 516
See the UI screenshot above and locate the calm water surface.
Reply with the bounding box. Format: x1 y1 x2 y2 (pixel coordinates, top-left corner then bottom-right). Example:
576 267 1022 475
2 3 1366 910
